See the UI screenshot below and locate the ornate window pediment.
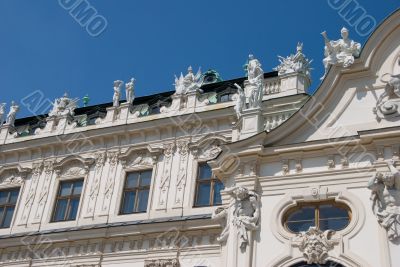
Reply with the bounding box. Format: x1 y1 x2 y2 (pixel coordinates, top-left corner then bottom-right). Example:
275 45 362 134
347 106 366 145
0 165 31 188
119 145 162 169
53 156 94 178
190 134 228 161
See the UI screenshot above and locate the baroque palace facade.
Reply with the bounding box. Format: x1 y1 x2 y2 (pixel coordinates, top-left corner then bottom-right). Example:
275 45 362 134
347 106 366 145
0 9 400 267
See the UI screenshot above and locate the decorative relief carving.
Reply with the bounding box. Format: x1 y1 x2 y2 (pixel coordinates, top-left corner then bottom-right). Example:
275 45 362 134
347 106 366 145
21 162 43 223
327 156 335 169
374 70 400 120
212 186 260 250
0 170 25 186
86 152 106 215
294 227 337 265
368 160 400 241
282 159 289 175
34 160 54 221
104 151 119 200
174 140 189 206
158 143 175 209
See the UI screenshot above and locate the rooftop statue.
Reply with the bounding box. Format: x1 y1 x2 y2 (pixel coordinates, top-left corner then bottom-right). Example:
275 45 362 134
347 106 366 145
174 66 203 95
125 78 136 105
113 80 123 107
321 27 361 80
274 42 313 79
234 83 246 119
6 101 19 127
49 93 79 118
246 54 265 109
0 103 6 126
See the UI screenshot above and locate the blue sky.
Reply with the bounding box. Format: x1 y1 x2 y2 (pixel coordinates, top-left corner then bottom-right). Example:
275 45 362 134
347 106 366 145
0 1 398 117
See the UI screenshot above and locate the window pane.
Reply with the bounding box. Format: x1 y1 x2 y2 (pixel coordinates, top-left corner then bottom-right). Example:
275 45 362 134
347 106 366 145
126 173 139 188
286 220 315 232
319 218 350 231
319 205 349 219
198 164 212 180
137 190 149 212
60 182 72 196
287 207 315 222
72 181 83 195
122 191 136 214
2 207 15 228
9 190 20 204
196 183 211 206
0 208 4 226
213 180 224 205
140 171 152 186
0 191 8 204
53 199 68 221
68 199 80 220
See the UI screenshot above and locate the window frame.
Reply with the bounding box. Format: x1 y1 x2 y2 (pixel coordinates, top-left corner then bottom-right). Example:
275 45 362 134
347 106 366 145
0 187 20 229
283 200 352 233
51 178 84 222
119 169 153 215
193 162 224 207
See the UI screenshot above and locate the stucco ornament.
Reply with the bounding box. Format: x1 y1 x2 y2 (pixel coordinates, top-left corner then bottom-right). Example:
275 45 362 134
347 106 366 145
374 71 400 120
212 186 260 249
5 101 19 127
174 66 203 95
274 42 313 79
368 160 400 241
125 77 136 105
246 54 265 109
49 93 79 118
321 27 361 79
113 80 123 107
296 227 336 265
0 103 6 126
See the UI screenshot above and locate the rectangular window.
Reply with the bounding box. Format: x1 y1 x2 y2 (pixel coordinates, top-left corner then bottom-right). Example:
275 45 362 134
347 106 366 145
194 163 224 207
0 188 20 228
120 170 152 214
52 179 83 222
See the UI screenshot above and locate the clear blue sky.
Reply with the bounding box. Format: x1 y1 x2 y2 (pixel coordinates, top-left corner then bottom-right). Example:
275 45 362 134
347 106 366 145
0 0 398 117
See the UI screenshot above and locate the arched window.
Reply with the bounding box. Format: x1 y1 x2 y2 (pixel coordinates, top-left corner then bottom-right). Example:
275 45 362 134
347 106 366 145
290 261 345 267
283 201 351 233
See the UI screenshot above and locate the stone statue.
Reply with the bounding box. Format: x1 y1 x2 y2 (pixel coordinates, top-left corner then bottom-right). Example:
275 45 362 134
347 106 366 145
125 78 136 105
174 66 203 95
0 103 6 126
368 160 400 241
246 55 265 109
321 27 361 79
49 93 79 117
113 80 123 107
233 83 246 119
274 42 313 79
6 101 19 127
212 186 260 249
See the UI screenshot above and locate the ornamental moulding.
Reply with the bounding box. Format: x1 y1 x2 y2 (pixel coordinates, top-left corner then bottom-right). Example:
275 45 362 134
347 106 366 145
0 164 31 187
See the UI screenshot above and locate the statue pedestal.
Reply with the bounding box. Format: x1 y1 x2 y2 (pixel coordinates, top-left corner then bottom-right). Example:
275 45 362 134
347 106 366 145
100 106 119 124
186 90 200 109
280 72 310 94
119 103 131 121
0 125 12 144
239 108 263 140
